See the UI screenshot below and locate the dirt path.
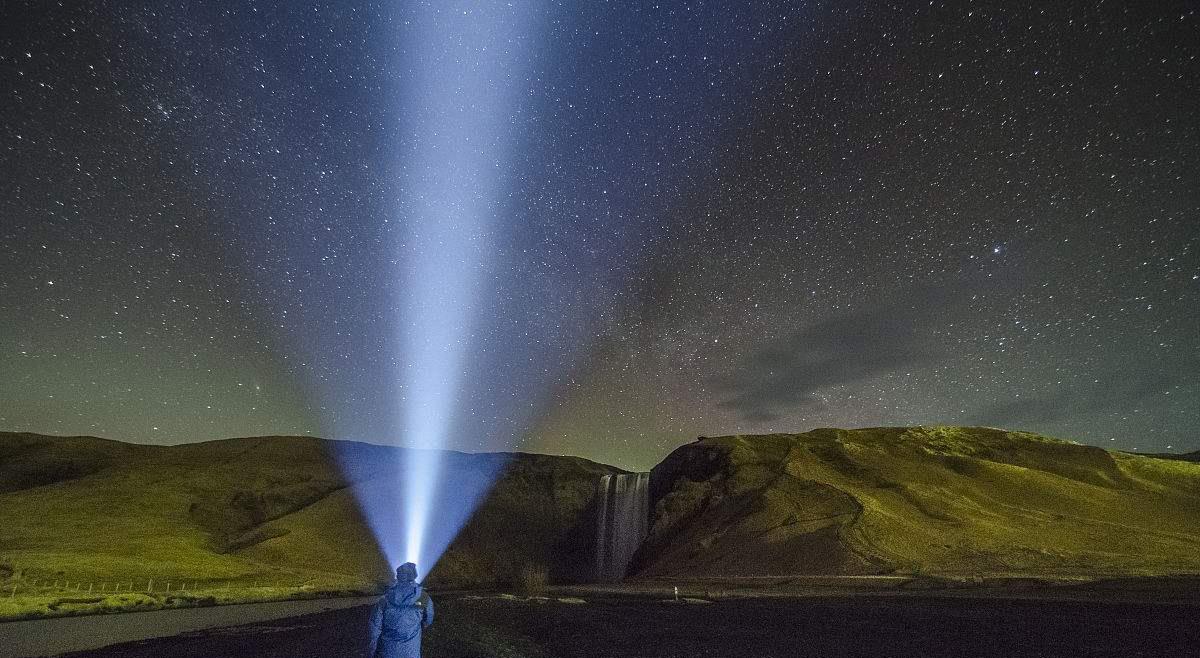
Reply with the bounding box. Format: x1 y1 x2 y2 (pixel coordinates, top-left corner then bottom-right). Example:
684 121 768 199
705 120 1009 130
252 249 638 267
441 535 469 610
0 597 376 658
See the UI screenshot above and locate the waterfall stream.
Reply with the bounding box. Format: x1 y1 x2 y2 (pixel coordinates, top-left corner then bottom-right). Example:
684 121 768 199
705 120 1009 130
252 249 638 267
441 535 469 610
595 472 650 581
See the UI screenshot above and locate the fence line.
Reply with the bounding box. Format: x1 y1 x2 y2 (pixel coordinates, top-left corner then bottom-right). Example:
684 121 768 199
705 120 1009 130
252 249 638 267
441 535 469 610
0 577 338 600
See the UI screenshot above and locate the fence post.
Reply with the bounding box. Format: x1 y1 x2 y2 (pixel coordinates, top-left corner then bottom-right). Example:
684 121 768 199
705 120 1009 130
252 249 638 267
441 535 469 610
166 582 171 593
147 579 153 593
88 583 93 593
10 584 16 599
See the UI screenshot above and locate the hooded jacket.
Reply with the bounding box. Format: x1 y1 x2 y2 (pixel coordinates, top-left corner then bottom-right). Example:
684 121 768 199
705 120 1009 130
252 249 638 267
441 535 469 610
367 579 433 658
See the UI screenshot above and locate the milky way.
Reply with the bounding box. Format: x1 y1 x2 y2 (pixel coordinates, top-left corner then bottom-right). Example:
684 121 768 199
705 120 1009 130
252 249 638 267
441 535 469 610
2 1 1197 469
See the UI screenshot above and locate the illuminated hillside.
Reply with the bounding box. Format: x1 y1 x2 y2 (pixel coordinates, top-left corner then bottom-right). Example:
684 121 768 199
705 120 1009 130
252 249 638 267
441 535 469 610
0 432 617 606
638 427 1200 578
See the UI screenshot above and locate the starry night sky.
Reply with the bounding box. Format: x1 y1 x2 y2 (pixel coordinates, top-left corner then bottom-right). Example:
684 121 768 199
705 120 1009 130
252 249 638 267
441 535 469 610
2 1 1197 470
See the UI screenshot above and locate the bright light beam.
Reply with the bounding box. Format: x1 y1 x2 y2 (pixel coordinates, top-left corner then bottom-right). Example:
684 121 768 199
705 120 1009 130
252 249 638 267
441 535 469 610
388 2 543 579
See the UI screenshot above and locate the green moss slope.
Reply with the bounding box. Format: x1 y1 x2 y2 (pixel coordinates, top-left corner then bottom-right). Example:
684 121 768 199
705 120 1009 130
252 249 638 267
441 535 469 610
0 431 619 618
638 426 1200 579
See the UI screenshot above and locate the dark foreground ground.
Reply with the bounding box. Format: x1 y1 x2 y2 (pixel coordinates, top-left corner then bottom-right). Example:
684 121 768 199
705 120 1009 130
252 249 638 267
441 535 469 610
54 590 1200 658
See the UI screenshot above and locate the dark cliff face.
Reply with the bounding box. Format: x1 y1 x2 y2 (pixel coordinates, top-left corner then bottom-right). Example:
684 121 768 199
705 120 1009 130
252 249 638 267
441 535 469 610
633 434 877 578
632 440 735 576
647 438 730 511
428 453 620 587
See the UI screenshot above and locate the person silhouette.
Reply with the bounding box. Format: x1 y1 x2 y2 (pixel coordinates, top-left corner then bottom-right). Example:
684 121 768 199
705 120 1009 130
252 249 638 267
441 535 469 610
367 562 434 658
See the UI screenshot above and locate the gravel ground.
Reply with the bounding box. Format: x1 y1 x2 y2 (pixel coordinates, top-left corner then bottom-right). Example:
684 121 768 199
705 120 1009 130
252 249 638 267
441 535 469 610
55 592 1200 658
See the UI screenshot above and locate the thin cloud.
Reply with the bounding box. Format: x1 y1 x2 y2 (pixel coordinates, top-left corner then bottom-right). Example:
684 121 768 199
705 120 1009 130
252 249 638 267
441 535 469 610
717 298 936 422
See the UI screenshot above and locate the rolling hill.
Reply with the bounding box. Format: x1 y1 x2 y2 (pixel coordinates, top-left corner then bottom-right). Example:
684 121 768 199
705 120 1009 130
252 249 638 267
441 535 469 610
4 426 1200 620
0 432 618 603
635 426 1200 579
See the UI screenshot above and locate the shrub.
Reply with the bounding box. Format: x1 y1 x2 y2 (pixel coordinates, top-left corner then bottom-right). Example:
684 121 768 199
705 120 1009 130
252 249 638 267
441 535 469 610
512 563 548 597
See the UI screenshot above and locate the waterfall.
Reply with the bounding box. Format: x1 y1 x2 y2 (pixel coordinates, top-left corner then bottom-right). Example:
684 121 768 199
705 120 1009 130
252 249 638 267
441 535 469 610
595 472 650 581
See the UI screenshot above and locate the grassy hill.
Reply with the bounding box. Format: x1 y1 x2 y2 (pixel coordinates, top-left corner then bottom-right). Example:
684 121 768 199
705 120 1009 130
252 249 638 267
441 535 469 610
5 426 1199 619
636 426 1200 579
0 432 618 619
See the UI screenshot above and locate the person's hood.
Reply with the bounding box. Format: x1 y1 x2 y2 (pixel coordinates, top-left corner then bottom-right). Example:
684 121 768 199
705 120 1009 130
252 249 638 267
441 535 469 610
387 581 421 606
